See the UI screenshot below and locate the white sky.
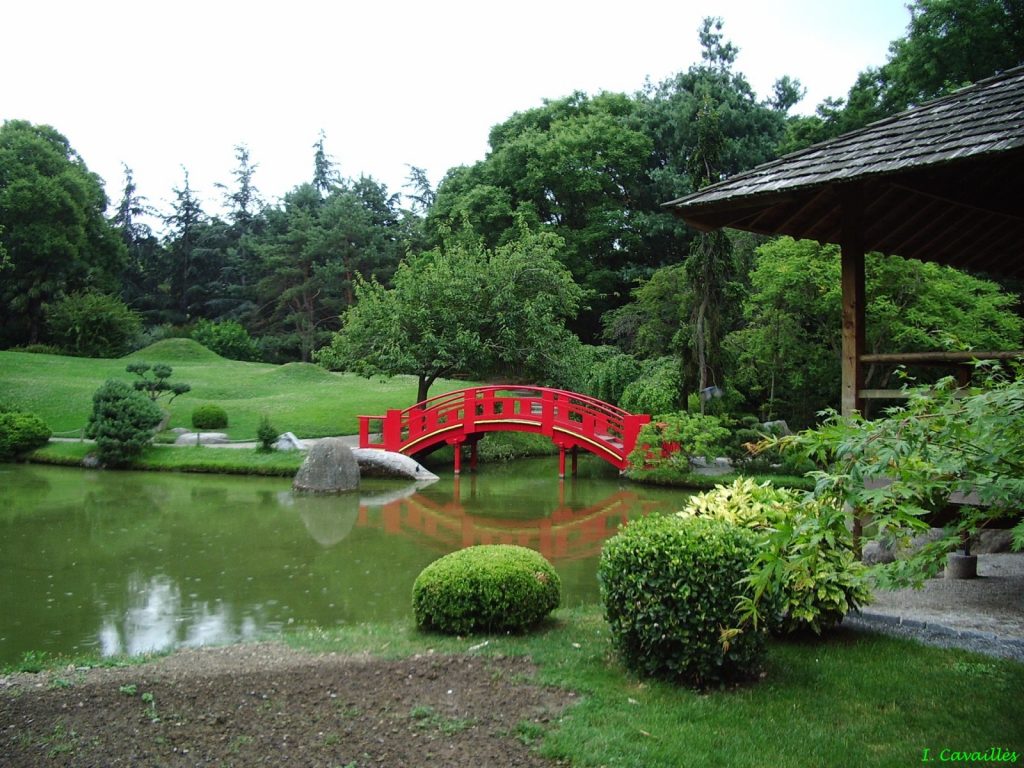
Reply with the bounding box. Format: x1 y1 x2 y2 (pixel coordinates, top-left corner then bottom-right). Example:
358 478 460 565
2 0 911 222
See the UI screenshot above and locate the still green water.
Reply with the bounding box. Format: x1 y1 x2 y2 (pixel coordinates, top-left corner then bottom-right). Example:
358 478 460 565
0 459 688 665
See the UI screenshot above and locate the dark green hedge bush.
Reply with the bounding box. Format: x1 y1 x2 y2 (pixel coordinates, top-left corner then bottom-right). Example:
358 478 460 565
0 411 52 461
412 545 560 635
191 403 228 430
256 415 277 453
598 514 765 688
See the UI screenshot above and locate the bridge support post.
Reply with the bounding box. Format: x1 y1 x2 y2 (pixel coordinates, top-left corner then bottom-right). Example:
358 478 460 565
452 440 463 475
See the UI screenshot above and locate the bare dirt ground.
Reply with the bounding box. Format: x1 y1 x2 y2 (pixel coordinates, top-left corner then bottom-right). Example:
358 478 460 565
0 645 574 768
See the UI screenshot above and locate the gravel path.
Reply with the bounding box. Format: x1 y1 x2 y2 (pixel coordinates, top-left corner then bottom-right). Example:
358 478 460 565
847 553 1024 661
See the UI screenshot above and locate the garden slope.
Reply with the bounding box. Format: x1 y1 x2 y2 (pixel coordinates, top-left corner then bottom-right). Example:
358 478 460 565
0 341 471 440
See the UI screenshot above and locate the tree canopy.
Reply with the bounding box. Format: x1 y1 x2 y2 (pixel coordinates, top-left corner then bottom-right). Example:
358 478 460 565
315 227 583 402
0 120 125 346
781 0 1024 151
726 238 1023 425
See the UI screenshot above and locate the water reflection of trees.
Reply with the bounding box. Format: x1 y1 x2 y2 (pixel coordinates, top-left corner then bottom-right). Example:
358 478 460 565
97 572 268 656
3 466 668 664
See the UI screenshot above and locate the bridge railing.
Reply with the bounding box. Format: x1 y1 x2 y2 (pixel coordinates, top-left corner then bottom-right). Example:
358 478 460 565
358 385 649 464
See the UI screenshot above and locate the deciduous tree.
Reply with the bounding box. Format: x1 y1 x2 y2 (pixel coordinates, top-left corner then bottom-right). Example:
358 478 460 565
0 121 125 346
316 227 583 403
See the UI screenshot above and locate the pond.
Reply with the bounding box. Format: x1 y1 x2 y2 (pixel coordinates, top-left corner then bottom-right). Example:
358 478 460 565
0 459 689 666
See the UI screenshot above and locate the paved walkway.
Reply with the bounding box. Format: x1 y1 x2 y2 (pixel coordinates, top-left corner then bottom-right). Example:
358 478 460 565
848 553 1024 661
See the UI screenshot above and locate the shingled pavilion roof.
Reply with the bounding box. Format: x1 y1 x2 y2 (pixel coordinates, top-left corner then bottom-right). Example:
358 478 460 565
664 65 1024 278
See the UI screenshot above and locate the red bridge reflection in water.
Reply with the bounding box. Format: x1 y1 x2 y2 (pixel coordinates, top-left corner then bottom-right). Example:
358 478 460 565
355 478 663 563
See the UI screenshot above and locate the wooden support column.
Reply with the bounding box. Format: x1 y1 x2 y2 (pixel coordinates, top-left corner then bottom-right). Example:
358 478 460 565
840 184 866 418
839 184 867 552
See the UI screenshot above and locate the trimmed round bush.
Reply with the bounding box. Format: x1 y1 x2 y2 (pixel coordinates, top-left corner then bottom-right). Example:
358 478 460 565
413 545 560 635
598 514 764 688
191 404 228 430
0 411 52 461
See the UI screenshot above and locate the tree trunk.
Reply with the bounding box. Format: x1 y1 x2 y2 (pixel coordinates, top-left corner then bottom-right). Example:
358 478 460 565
695 294 709 413
417 375 433 405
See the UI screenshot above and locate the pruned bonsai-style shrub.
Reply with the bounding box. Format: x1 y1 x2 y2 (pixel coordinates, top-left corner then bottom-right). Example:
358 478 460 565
0 411 52 461
191 403 228 430
412 545 560 635
85 379 163 467
598 514 765 688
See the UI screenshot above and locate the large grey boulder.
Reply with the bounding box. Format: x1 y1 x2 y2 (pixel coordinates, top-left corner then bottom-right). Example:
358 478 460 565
293 438 360 493
974 530 1015 554
352 448 439 481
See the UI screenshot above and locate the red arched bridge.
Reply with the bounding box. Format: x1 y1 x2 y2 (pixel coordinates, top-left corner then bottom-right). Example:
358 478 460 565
358 386 650 477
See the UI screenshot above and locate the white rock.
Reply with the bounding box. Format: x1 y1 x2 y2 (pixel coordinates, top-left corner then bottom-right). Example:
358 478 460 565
352 448 439 481
274 432 306 451
174 432 229 445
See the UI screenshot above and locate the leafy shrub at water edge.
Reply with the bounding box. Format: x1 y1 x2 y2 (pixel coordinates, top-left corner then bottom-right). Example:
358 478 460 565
628 411 731 469
0 411 51 460
412 545 560 635
680 478 870 634
85 380 163 467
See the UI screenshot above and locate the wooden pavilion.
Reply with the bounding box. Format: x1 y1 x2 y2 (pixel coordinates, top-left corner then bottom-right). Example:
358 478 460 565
664 65 1024 416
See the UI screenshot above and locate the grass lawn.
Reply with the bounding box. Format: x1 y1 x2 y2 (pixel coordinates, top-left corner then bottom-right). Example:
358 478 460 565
290 605 1024 768
29 440 306 475
0 339 472 440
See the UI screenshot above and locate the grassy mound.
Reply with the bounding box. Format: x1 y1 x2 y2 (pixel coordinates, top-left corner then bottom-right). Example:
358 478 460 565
264 362 341 383
0 349 472 441
124 338 224 362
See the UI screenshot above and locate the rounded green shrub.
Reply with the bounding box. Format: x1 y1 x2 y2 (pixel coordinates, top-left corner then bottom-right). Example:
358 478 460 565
0 411 52 461
191 404 228 430
412 545 560 635
598 514 764 688
190 318 260 361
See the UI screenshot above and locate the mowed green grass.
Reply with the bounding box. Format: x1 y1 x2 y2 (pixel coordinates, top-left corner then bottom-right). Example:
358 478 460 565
0 339 471 439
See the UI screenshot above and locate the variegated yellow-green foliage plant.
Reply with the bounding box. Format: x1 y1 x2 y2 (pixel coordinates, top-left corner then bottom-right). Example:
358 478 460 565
680 478 870 635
